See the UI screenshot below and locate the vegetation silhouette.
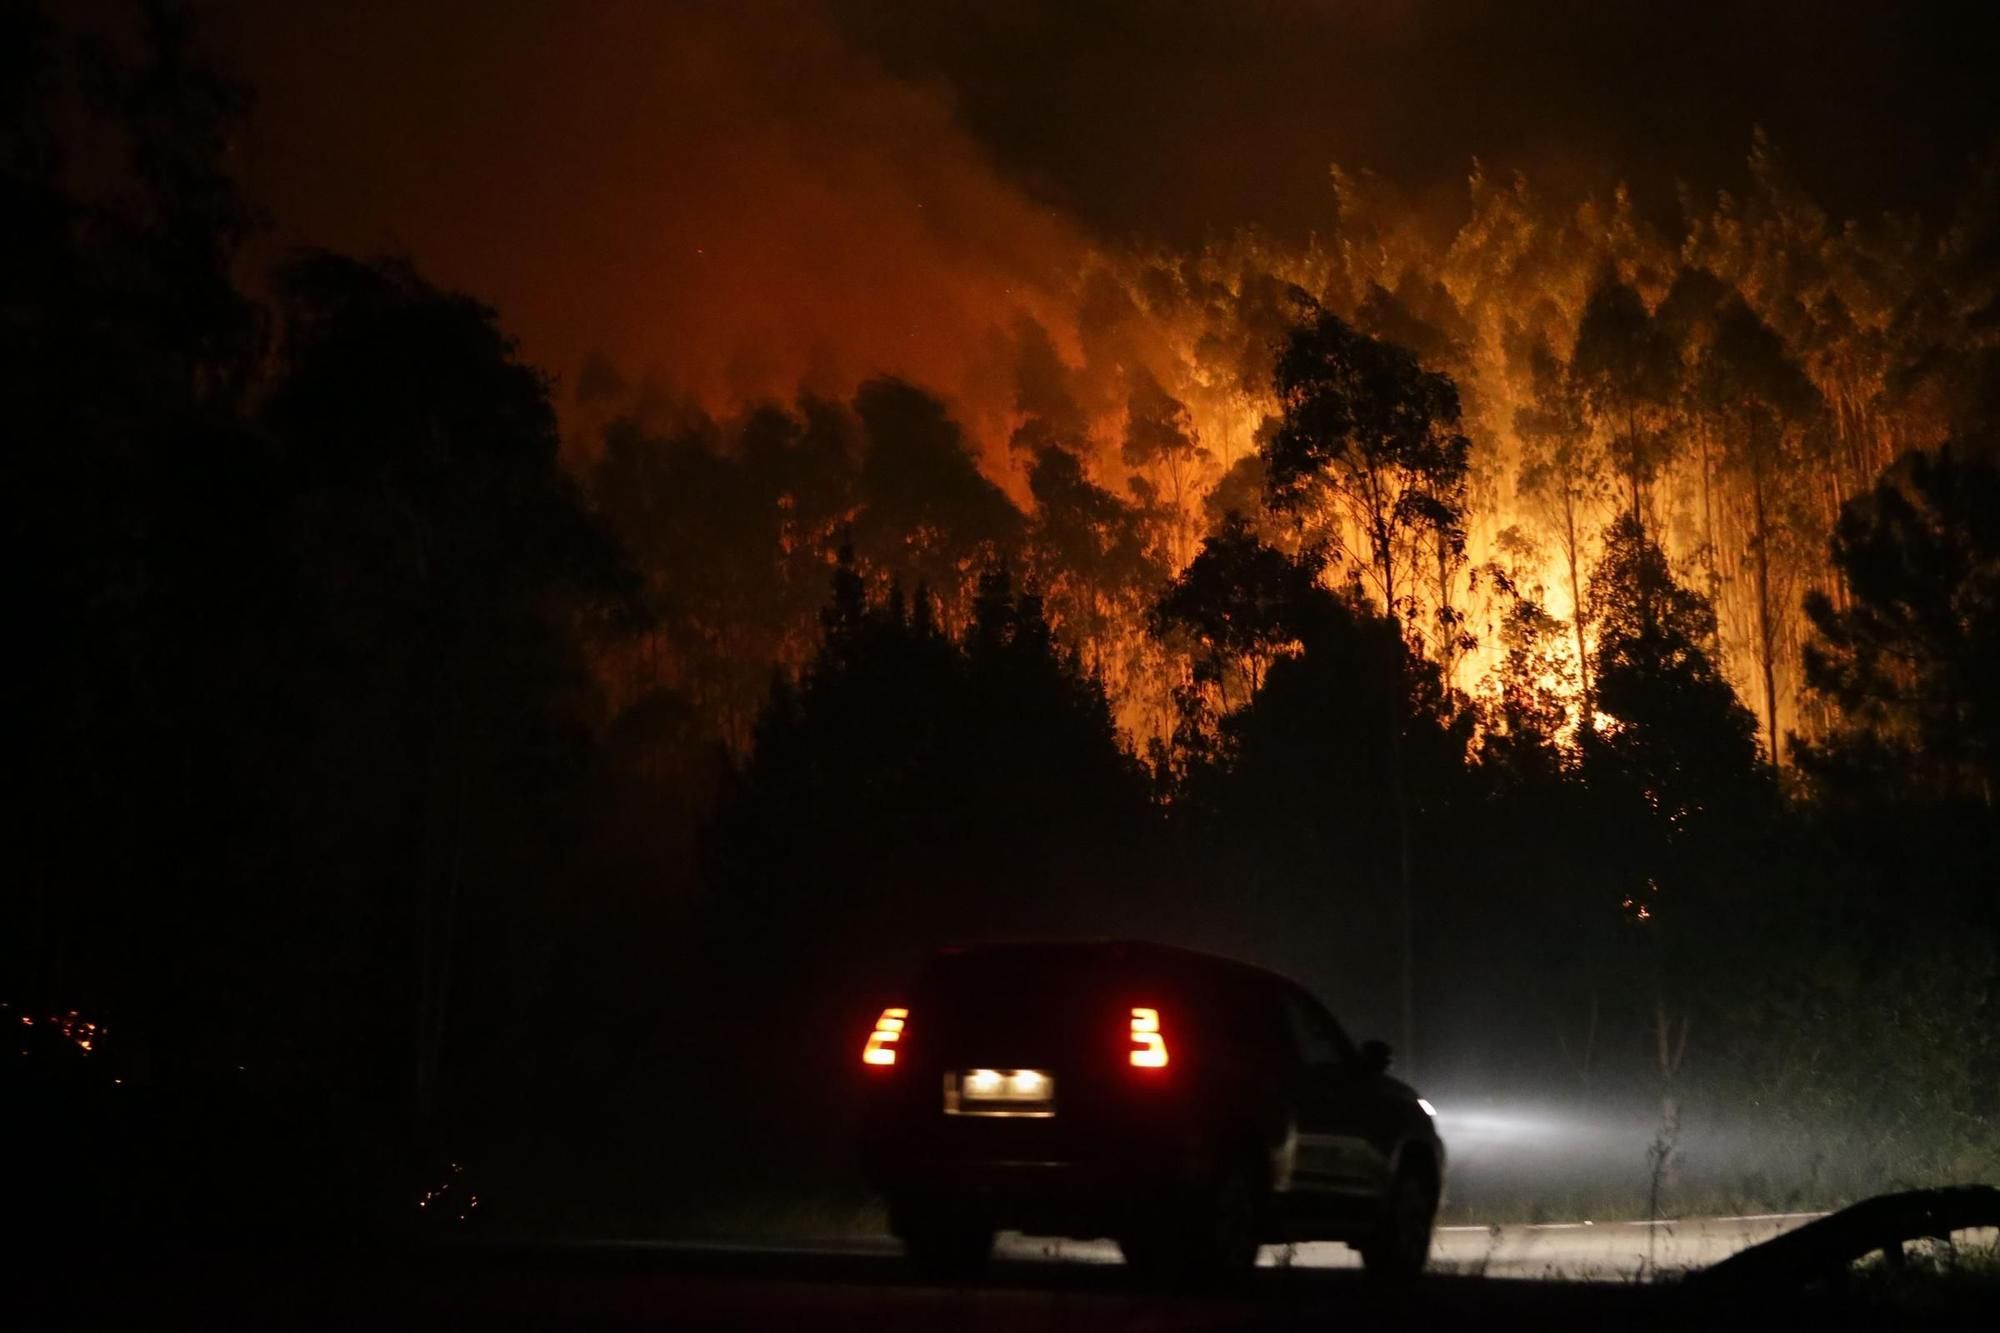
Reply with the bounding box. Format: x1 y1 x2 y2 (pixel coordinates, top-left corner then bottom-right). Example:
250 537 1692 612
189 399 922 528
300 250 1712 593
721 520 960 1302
1799 443 2000 806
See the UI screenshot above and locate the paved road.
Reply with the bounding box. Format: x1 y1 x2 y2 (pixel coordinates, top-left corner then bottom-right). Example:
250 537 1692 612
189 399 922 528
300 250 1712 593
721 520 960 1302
660 1211 1833 1280
642 1209 2000 1284
1431 1211 1830 1276
1 1241 1754 1332
26 1223 1997 1332
1035 1210 1849 1278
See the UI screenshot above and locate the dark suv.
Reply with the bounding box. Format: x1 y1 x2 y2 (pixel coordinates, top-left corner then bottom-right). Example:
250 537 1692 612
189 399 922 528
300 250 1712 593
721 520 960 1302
857 940 1444 1279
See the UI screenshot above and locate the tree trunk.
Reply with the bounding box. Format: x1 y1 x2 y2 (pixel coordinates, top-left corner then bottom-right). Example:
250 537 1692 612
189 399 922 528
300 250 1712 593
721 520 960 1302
1373 529 1416 1076
1626 404 1644 535
1647 986 1689 1258
1699 420 1722 651
1565 498 1591 723
1560 988 1599 1088
1750 456 1779 764
422 757 472 1121
1434 534 1457 686
1389 693 1415 1078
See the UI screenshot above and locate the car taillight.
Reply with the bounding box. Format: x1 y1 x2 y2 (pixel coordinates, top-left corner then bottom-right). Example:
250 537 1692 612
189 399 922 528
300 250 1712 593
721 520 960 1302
862 1007 908 1067
1128 1006 1169 1068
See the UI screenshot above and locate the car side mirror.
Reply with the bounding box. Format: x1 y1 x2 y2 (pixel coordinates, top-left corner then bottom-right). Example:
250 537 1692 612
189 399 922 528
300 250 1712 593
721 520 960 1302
1358 1039 1393 1075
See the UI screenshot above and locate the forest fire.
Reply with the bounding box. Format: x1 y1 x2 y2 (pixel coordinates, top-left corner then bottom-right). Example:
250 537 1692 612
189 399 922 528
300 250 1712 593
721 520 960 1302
12 0 1998 1298
568 153 1993 765
219 1 2000 765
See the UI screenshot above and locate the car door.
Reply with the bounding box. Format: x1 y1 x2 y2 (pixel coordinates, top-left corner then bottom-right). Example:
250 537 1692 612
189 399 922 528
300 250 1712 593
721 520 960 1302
1281 989 1378 1198
1280 984 1376 1192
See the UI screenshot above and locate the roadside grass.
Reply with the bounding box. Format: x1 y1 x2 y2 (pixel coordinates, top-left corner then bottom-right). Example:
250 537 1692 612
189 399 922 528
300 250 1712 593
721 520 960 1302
1438 1137 1997 1228
1438 1181 1837 1227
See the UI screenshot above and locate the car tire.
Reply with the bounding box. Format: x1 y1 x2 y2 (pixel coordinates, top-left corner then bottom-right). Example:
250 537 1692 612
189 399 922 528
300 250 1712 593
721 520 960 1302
1200 1158 1264 1277
1360 1160 1436 1282
896 1204 995 1282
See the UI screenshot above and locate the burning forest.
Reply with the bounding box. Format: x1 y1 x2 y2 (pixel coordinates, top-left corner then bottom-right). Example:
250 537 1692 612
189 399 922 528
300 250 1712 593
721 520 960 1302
9 0 1998 1265
573 150 2000 772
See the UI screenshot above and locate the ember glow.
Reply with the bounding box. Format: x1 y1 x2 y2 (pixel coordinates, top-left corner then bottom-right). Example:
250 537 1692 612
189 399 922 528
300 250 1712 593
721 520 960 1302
10 1005 103 1058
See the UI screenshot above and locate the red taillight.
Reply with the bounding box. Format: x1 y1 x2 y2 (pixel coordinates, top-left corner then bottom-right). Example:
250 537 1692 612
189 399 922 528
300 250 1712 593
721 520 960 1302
1129 1006 1169 1068
862 1007 908 1067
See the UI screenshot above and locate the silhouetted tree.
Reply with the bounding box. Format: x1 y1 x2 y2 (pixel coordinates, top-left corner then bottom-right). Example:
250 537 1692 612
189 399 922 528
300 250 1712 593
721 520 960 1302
1356 275 1475 387
1578 513 1766 1155
1152 514 1329 713
1515 333 1612 716
1008 313 1090 451
1207 574 1473 1048
263 249 639 1124
1475 563 1576 785
1697 297 1823 758
852 377 1025 618
1201 454 1284 545
1656 265 1736 605
1799 444 2000 805
1264 297 1472 1067
8 0 266 1071
741 396 862 627
717 548 1146 950
1026 442 1161 670
1572 265 1677 529
589 397 859 750
1121 365 1210 567
1583 513 1765 833
1266 298 1471 670
697 548 1160 1198
7 1 653 1232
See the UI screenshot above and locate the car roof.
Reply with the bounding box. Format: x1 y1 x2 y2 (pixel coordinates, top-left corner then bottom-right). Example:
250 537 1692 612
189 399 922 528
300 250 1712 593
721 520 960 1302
930 938 1297 994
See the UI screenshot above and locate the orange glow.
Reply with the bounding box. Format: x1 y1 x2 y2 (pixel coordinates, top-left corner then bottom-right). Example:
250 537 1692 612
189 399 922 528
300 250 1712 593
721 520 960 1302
1129 1006 1169 1068
862 1006 909 1066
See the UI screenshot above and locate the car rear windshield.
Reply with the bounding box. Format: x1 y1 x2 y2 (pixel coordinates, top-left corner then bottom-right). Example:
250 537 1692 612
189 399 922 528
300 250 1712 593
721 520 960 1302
908 944 1257 1071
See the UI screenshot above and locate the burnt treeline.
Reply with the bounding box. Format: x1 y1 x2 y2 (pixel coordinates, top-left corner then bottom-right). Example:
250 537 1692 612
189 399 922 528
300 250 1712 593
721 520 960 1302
5 5 1995 1237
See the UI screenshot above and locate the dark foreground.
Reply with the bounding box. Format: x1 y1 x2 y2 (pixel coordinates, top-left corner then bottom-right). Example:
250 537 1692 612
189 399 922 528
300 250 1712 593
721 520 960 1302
18 1240 1994 1332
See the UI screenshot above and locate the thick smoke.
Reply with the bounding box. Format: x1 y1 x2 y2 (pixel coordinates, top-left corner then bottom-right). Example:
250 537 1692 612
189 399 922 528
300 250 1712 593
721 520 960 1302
229 0 1998 447
831 0 2000 242
228 0 1095 457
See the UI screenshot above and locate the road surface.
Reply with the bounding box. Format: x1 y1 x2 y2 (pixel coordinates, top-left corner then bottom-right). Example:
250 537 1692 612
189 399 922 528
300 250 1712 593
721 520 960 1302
641 1211 1848 1280
25 1216 1996 1330
989 1209 1841 1278
1 1239 1771 1332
